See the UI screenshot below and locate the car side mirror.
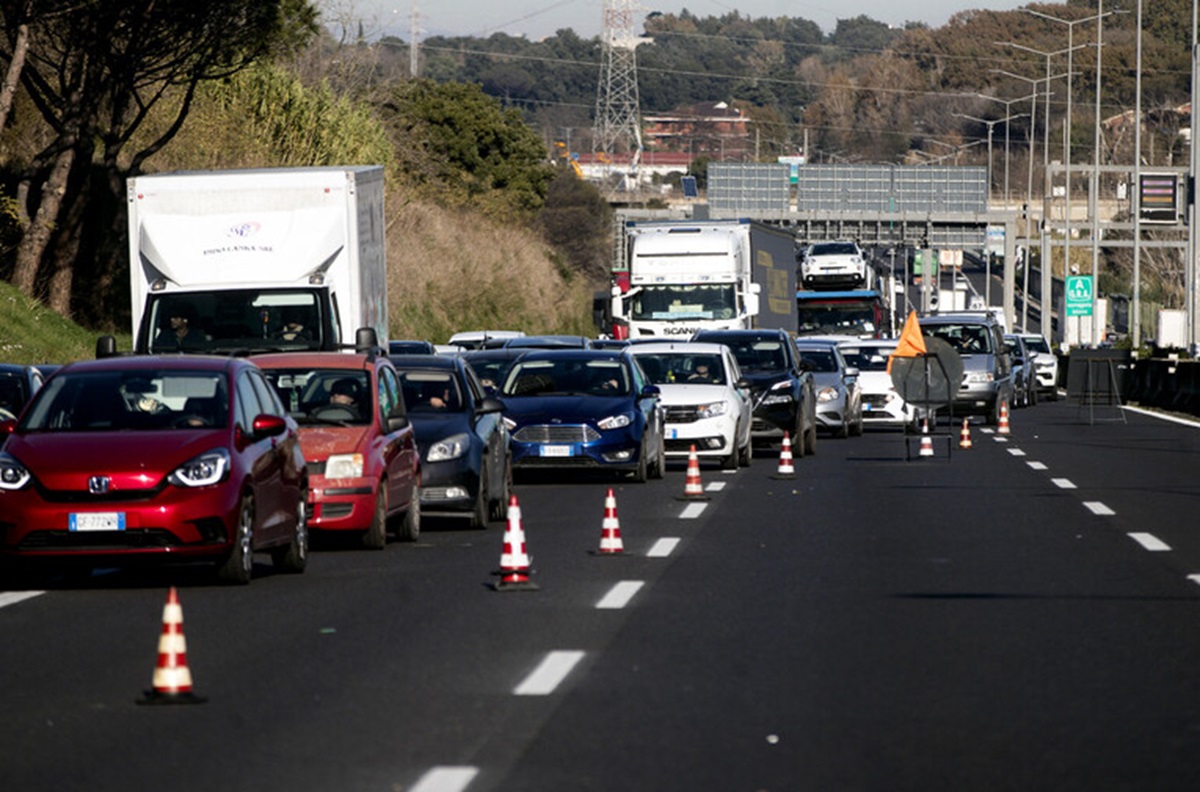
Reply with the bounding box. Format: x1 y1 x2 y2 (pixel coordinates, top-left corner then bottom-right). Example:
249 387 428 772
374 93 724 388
844 366 860 380
641 384 661 398
735 378 751 390
252 414 287 439
386 414 410 433
477 397 505 415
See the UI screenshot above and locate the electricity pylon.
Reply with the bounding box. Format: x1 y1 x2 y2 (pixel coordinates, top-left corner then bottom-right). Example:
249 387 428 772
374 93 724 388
593 0 643 186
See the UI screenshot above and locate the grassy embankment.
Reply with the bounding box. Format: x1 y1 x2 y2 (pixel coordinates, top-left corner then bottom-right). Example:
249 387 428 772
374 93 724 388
0 281 130 366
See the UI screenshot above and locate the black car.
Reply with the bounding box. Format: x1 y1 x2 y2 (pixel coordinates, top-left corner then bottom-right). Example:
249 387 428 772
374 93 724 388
389 354 512 528
388 340 436 355
691 328 817 456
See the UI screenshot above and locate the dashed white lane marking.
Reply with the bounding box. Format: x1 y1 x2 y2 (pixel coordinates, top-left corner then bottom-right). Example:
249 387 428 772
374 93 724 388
1027 461 1048 471
596 580 644 609
514 650 586 696
0 591 43 608
1084 501 1116 516
706 481 726 492
1007 448 1026 456
409 767 479 792
647 537 681 557
980 427 995 434
993 436 1009 443
1051 478 1077 489
1129 533 1171 552
679 502 707 519
1187 574 1200 587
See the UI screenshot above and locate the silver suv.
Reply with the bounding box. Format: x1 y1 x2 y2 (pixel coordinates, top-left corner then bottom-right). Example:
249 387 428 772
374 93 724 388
918 312 1014 425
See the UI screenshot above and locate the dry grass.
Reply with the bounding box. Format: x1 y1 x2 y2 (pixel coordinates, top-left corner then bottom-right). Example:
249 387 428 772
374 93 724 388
385 193 597 344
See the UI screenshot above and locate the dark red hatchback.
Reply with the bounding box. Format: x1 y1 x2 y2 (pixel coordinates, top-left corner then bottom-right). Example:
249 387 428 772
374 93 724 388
0 355 308 584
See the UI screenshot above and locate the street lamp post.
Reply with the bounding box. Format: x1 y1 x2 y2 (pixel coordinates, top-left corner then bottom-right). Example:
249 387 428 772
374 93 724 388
976 92 1038 208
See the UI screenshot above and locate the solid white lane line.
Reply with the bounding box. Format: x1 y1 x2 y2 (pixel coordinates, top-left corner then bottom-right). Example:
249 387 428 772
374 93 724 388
409 767 479 792
1084 501 1116 516
596 580 644 610
1051 478 1077 489
1027 461 1049 471
1187 574 1200 587
679 502 707 519
514 651 586 696
1129 533 1171 552
0 591 44 608
706 481 727 492
647 537 681 557
1007 448 1026 457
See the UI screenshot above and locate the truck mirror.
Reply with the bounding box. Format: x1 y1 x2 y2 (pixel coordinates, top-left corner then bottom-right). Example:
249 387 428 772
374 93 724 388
744 291 760 317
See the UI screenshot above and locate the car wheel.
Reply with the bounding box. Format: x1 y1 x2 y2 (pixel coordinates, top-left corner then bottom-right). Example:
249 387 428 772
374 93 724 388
737 433 752 467
218 493 255 585
804 411 818 456
489 458 512 522
272 494 308 573
651 435 665 479
469 469 488 530
393 486 421 542
790 415 805 458
362 485 388 550
851 408 864 437
632 438 649 483
1029 385 1038 407
720 447 737 470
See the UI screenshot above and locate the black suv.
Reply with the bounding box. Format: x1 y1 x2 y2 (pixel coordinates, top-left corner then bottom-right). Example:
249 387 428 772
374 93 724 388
691 328 817 456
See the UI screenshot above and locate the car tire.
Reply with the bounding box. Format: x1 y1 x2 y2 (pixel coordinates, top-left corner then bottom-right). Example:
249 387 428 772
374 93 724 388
272 495 308 573
804 411 818 456
489 458 512 522
632 438 649 483
218 493 255 585
651 435 665 479
362 486 388 550
392 483 421 542
851 409 864 437
791 416 805 458
469 469 489 530
737 433 752 467
720 448 737 470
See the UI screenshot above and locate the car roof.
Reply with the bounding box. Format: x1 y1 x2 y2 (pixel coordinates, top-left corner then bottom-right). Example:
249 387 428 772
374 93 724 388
513 349 630 363
61 354 245 374
389 354 462 371
919 313 1000 326
837 338 896 349
693 328 786 340
460 348 527 361
252 352 380 371
628 342 730 355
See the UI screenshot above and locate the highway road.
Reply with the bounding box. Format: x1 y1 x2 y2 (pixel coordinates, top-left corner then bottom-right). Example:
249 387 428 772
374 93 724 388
4 400 1200 792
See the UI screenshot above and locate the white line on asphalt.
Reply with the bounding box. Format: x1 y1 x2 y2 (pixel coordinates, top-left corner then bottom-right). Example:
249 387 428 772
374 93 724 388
596 580 645 610
1129 533 1171 552
514 651 586 696
1051 478 1077 489
1084 501 1116 516
706 481 726 492
1188 574 1200 587
679 502 707 519
409 767 479 792
1027 461 1049 471
1007 448 1026 456
1122 405 1200 428
994 436 1009 443
980 427 995 434
0 591 44 608
647 537 681 557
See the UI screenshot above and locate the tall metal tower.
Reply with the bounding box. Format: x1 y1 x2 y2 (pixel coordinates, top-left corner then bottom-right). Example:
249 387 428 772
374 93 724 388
593 0 643 180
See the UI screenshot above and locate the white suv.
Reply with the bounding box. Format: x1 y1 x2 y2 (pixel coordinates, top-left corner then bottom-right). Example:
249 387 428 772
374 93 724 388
799 240 872 290
1017 333 1058 400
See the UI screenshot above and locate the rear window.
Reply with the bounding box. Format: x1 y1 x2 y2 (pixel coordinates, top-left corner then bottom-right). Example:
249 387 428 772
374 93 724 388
922 323 993 354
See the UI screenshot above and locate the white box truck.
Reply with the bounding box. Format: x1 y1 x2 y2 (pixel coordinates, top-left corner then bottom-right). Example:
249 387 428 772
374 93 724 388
127 166 388 354
610 219 796 339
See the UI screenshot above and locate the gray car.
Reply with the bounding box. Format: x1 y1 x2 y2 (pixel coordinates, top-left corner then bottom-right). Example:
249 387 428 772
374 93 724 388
795 339 863 438
918 312 1013 425
1004 334 1037 408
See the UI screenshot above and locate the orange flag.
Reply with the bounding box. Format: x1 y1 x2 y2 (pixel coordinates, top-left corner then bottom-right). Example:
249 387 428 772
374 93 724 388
887 310 926 374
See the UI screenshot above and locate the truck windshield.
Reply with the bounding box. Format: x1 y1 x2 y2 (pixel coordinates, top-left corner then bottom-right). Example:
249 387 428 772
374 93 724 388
797 302 878 336
143 290 324 354
628 284 737 322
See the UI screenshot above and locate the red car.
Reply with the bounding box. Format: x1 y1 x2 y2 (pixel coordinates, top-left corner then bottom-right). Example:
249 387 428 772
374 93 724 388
0 355 308 584
256 351 421 548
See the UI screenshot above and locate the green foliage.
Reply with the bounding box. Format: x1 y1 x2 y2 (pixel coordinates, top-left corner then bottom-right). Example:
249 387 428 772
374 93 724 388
0 279 129 365
536 167 614 280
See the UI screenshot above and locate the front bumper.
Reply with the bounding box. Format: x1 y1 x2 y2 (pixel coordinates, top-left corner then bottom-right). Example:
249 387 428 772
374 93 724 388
418 458 480 516
860 391 912 427
661 407 738 457
308 474 378 532
510 424 643 472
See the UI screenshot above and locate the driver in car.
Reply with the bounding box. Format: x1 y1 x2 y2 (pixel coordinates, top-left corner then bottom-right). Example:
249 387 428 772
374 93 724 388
328 378 361 409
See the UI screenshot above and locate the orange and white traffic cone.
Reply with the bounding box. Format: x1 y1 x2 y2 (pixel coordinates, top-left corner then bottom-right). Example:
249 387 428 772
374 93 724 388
771 431 796 480
997 399 1011 435
492 494 538 591
959 418 973 449
918 417 934 458
137 587 206 705
595 487 624 555
679 445 709 500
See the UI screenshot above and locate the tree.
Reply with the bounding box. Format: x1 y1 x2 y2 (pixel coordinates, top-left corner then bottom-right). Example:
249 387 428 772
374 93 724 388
536 166 612 280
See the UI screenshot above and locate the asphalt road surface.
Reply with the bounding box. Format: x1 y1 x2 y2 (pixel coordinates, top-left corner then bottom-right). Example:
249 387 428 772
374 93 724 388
4 399 1200 792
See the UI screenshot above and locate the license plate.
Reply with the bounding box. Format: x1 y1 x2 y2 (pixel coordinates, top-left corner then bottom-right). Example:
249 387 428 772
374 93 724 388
540 445 573 458
69 512 126 532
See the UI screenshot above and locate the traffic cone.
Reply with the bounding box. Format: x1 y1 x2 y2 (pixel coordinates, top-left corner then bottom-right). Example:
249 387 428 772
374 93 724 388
677 444 709 500
997 399 1011 435
492 494 538 591
594 487 625 555
137 587 206 705
771 431 796 480
959 418 973 449
918 418 934 458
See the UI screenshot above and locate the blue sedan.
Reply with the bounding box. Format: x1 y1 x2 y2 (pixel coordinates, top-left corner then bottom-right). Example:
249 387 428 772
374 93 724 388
499 350 665 482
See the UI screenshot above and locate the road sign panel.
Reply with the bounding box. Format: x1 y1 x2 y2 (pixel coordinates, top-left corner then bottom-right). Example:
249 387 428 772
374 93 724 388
1066 275 1093 317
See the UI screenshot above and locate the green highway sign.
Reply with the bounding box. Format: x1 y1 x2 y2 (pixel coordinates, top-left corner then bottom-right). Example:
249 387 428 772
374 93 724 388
1065 275 1093 317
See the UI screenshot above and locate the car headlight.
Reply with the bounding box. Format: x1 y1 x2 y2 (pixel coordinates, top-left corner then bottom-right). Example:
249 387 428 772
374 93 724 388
697 401 729 419
168 448 230 488
324 453 364 479
818 386 839 403
965 371 994 384
428 433 470 462
597 414 632 430
0 453 31 490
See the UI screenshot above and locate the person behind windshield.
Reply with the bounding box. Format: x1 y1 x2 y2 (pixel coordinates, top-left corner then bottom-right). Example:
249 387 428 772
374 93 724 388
327 378 361 410
275 307 312 342
688 362 715 383
154 306 205 351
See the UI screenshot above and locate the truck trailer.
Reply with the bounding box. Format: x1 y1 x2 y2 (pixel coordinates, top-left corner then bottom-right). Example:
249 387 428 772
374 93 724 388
610 219 796 339
127 166 388 355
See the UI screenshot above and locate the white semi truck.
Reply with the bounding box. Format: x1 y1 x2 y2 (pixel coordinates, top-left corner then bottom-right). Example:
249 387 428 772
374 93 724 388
610 219 796 339
126 166 387 354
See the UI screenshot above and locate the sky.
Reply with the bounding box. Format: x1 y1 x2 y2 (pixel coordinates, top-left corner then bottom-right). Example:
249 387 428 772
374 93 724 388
357 0 1032 42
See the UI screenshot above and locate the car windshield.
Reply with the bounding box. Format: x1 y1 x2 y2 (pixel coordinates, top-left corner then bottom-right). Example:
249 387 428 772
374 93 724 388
397 370 464 413
262 368 372 426
839 346 893 372
809 242 858 256
634 353 726 385
502 359 631 397
1023 336 1051 354
21 370 229 431
145 289 324 354
924 323 992 354
464 356 517 392
723 341 786 373
798 348 838 373
0 371 31 418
